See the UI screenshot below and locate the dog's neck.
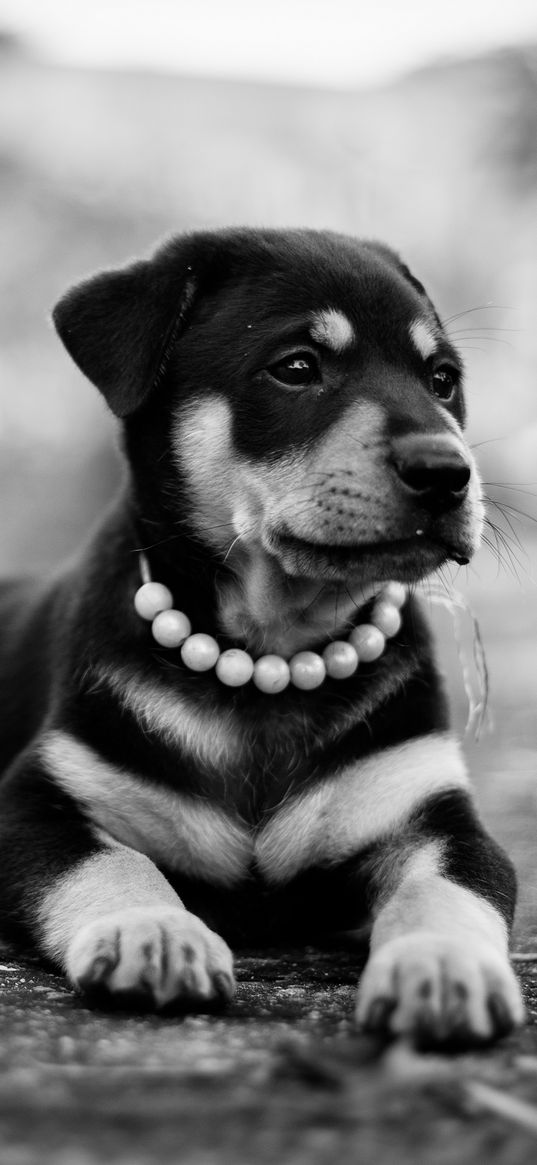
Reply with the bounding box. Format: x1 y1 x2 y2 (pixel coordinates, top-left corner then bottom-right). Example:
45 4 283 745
216 544 383 657
138 527 377 657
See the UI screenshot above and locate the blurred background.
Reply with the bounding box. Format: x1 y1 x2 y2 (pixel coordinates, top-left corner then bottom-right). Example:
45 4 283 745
0 0 536 931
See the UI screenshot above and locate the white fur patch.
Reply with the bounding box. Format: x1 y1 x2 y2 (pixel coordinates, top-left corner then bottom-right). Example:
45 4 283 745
40 731 251 887
37 846 183 967
370 839 507 952
98 665 243 773
409 318 438 360
256 733 469 884
356 841 524 1040
173 396 239 554
41 729 470 892
176 396 233 476
310 308 355 352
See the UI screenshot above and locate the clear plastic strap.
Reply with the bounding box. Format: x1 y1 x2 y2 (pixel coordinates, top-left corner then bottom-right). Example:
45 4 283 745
418 580 491 740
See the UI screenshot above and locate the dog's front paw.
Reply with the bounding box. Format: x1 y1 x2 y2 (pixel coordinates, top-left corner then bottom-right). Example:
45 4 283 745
355 932 524 1046
66 906 235 1010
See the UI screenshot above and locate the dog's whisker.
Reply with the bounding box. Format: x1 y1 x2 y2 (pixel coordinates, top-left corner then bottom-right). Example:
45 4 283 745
442 304 512 326
444 321 521 335
450 345 488 354
482 482 537 500
446 326 520 336
449 334 514 348
484 499 532 550
485 496 537 532
469 436 505 450
342 584 364 614
222 532 246 564
334 584 341 631
485 527 528 585
279 583 329 639
482 517 525 581
197 521 243 534
133 533 185 552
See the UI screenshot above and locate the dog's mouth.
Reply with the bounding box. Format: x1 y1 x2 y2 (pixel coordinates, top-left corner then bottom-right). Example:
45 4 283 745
266 528 470 583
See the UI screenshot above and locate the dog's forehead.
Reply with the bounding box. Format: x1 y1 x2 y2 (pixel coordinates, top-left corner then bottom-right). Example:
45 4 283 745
208 238 438 354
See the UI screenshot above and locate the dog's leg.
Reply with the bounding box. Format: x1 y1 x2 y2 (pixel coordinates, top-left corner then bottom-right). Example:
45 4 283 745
0 750 235 1008
356 792 524 1044
42 847 235 1009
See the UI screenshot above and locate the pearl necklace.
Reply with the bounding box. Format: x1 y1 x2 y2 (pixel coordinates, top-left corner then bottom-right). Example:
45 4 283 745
134 554 407 694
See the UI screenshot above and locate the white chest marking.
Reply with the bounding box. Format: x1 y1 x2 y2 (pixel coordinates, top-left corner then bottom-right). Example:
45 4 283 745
97 664 244 771
256 733 469 883
41 732 252 887
41 730 469 890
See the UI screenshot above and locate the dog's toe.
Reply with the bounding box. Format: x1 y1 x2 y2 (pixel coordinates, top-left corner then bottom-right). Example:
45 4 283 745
66 907 235 1010
356 932 524 1047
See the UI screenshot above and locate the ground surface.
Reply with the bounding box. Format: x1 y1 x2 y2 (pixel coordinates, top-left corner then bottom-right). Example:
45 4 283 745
3 940 537 1165
1 571 537 1164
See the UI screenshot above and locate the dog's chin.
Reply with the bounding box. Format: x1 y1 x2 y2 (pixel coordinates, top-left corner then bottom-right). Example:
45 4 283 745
265 529 470 586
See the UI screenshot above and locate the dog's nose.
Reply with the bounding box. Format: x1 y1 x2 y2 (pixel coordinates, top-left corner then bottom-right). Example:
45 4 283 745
391 433 471 510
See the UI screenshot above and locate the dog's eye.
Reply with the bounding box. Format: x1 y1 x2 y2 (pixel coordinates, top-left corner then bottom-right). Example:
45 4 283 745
268 352 320 389
431 366 458 402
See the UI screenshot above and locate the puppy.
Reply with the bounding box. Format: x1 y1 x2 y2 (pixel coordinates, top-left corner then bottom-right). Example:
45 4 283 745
0 228 524 1044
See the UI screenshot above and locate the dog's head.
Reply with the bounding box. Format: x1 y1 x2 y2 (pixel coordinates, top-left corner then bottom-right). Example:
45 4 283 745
54 228 483 648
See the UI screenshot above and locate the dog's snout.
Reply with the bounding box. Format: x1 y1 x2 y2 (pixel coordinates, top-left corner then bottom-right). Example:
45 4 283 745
391 433 471 511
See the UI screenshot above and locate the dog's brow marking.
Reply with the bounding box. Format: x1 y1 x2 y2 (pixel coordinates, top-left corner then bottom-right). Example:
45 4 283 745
99 665 244 771
40 731 252 886
310 308 355 352
255 732 469 883
409 318 438 360
37 847 184 967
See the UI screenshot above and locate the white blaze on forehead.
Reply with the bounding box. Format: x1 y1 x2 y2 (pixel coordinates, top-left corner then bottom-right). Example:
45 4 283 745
409 318 438 360
310 308 355 352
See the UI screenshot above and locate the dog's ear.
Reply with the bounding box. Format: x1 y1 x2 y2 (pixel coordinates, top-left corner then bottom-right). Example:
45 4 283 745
52 236 213 417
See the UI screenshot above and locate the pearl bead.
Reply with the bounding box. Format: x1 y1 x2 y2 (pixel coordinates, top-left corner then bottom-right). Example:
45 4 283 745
134 582 173 622
289 651 326 690
180 633 220 672
134 557 405 693
379 581 407 609
215 648 255 687
371 601 402 638
323 640 359 679
151 608 191 648
253 655 291 693
349 624 385 662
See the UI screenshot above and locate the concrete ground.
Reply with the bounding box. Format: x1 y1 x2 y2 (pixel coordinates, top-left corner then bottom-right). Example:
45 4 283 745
1 570 536 1164
2 939 537 1165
